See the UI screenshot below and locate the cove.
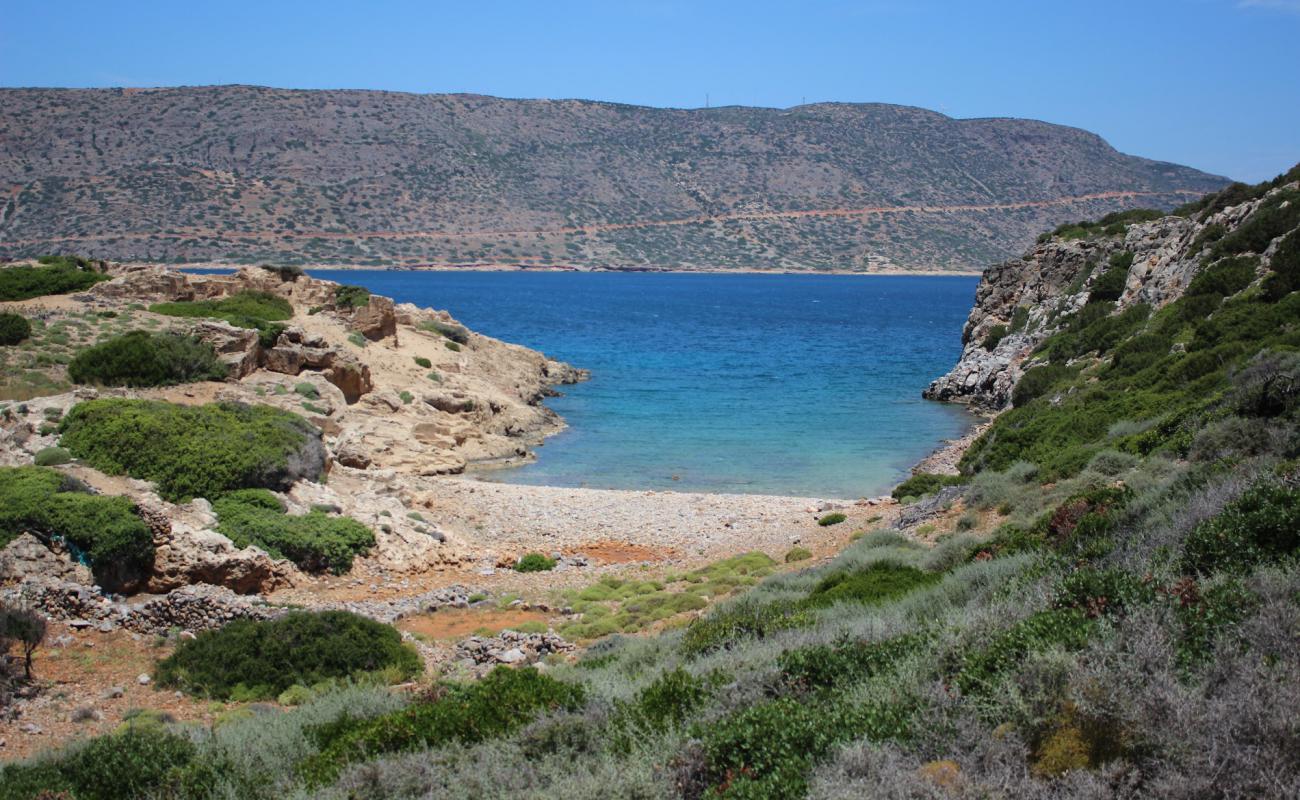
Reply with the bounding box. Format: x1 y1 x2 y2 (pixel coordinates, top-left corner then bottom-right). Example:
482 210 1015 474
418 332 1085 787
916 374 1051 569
302 270 978 498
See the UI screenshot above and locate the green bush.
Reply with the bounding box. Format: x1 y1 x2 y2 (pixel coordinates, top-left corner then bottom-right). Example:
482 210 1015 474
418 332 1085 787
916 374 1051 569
779 633 923 693
299 666 584 785
414 356 432 368
420 319 470 344
954 609 1094 695
0 466 153 589
891 472 964 500
981 324 1009 351
1181 482 1300 575
515 552 557 572
0 726 196 800
445 340 462 352
32 446 71 466
333 284 371 309
150 290 291 347
1089 251 1134 303
693 696 908 799
804 562 940 608
154 610 419 700
0 258 109 301
259 264 305 282
817 512 847 526
1053 567 1154 617
784 546 812 563
0 312 32 345
67 331 226 387
1188 256 1258 298
682 598 815 657
213 489 375 573
59 399 324 502
294 381 319 399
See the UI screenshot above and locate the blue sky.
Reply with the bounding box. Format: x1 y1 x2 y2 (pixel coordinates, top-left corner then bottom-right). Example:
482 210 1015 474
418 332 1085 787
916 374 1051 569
2 0 1297 181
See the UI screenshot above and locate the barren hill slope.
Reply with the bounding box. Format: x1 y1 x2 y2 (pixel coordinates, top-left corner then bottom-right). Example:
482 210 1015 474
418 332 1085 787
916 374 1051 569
0 86 1227 270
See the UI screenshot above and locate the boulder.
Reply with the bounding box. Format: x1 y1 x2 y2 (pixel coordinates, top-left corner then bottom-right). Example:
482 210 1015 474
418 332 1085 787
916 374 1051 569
0 534 94 586
191 320 260 379
146 524 290 595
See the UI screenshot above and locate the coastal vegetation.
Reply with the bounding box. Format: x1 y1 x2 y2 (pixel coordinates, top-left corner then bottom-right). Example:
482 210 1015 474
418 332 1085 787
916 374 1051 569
0 256 109 301
58 399 325 502
154 611 420 701
0 313 32 346
66 331 225 387
150 290 292 347
212 489 374 574
0 466 153 589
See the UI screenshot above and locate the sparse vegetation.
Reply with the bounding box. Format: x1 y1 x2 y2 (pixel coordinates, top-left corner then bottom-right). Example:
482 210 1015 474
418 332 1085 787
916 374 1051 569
150 290 291 347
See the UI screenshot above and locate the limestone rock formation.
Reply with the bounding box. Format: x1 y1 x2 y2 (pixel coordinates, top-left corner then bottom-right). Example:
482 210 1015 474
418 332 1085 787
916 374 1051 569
923 185 1293 410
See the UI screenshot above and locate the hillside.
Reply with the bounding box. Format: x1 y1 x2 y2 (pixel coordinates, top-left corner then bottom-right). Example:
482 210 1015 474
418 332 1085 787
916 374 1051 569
0 86 1228 271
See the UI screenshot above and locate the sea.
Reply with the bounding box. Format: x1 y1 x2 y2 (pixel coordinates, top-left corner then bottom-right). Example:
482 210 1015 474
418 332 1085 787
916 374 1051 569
298 269 980 499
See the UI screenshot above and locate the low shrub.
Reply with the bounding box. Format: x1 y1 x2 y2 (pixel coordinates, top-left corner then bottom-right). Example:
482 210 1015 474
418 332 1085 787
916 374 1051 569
1053 567 1154 617
981 324 1009 351
0 258 109 301
779 633 923 693
32 446 71 466
891 472 963 500
419 319 470 344
213 489 375 573
0 726 196 800
413 356 432 368
1089 252 1133 303
682 598 815 657
784 546 812 563
259 263 305 282
515 552 557 572
294 381 319 399
0 312 32 345
817 512 847 526
0 466 153 590
804 562 940 608
59 399 325 503
445 340 461 352
154 610 419 700
299 666 584 785
67 331 226 387
1181 481 1300 575
1188 256 1258 298
150 290 292 347
692 696 908 799
954 608 1094 695
333 284 371 309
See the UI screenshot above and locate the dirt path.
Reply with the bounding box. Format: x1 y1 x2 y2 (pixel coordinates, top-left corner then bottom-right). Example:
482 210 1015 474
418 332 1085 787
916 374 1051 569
1 189 1203 248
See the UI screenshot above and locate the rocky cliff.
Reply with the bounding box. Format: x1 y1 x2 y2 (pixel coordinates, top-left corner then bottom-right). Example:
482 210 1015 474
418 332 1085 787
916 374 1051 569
924 175 1299 410
0 86 1226 271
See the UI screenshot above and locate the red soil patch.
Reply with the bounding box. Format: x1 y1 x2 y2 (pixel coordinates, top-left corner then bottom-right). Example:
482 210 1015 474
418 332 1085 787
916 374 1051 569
566 540 675 565
396 607 552 641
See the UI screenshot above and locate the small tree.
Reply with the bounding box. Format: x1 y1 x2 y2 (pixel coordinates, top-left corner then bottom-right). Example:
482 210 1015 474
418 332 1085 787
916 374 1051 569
0 605 48 680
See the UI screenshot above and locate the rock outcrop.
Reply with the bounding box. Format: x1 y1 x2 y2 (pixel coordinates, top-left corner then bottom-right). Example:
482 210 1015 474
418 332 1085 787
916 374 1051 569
924 186 1289 410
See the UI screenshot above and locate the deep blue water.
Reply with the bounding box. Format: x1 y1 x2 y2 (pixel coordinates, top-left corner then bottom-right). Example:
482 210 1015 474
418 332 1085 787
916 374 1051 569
297 270 978 498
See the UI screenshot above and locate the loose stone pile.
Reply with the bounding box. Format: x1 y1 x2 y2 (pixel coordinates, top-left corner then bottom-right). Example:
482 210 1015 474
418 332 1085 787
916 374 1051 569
454 629 575 669
320 584 479 624
1 579 278 635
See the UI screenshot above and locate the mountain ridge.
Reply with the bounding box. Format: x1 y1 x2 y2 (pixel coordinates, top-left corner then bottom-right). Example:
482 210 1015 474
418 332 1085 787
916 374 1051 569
0 85 1228 270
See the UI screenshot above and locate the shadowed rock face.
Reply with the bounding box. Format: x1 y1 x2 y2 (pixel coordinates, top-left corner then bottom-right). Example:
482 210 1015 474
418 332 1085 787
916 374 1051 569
0 86 1226 271
923 185 1289 410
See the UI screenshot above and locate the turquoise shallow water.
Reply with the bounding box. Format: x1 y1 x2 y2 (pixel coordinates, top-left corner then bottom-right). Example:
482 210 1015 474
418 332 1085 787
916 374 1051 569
301 270 978 499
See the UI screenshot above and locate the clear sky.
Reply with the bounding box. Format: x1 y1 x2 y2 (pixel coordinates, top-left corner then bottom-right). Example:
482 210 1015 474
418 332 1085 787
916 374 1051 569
2 0 1297 182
